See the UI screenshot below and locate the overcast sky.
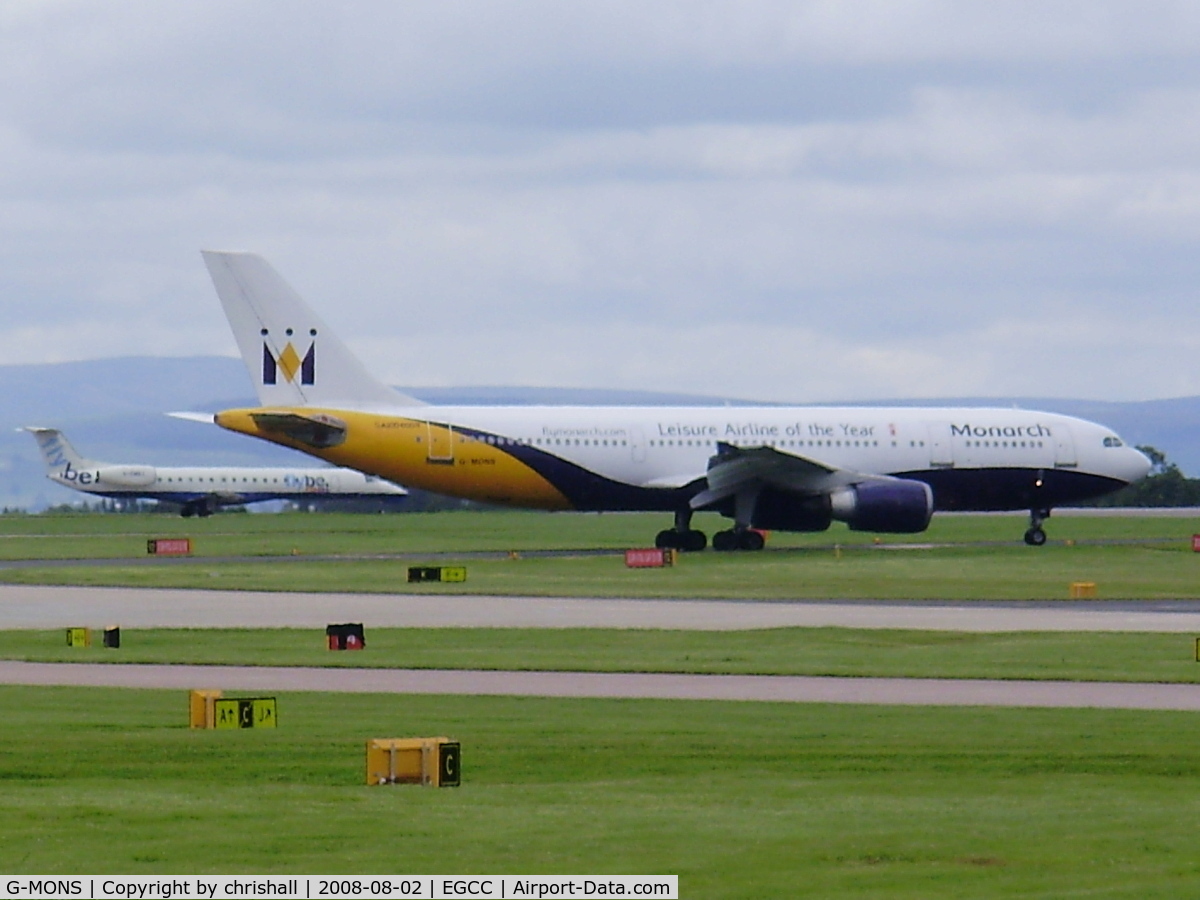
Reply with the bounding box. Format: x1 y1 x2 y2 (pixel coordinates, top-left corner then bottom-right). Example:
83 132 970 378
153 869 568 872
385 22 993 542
3 1 1200 403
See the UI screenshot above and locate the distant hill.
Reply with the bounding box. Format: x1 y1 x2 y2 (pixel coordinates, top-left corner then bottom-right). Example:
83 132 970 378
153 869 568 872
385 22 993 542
0 357 283 509
1 356 1195 510
397 385 749 406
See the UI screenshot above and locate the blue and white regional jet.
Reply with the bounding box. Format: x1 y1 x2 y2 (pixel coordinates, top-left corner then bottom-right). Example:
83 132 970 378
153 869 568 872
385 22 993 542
24 427 407 517
200 251 1152 549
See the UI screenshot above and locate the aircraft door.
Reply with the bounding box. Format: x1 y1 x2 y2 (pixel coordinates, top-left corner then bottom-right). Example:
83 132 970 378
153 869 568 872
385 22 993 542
425 421 455 465
1053 424 1077 468
629 425 647 463
927 423 954 468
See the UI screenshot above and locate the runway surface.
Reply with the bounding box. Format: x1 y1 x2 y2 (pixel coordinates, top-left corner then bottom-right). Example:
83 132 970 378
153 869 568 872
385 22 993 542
4 660 1200 711
4 584 1200 631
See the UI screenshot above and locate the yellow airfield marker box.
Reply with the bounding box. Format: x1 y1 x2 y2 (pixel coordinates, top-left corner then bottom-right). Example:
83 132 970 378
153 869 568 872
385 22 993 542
189 689 222 729
366 737 460 787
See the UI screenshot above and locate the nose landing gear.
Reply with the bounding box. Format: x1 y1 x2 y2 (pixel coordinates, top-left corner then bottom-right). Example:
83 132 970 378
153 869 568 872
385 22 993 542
1024 508 1049 546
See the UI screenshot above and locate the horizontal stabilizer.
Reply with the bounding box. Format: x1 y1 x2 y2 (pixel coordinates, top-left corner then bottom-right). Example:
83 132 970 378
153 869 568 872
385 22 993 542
247 410 348 449
167 411 216 424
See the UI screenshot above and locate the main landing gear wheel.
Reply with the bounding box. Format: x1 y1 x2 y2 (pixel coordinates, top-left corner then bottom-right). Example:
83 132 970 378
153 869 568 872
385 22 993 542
655 529 707 552
657 508 707 552
712 529 765 552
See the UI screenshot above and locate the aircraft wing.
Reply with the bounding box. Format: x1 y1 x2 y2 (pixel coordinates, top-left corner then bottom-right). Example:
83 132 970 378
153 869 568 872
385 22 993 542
640 473 706 489
689 442 867 510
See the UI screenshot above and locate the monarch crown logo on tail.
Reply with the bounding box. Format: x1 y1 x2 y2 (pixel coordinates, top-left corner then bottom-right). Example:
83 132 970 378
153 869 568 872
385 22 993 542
262 328 316 385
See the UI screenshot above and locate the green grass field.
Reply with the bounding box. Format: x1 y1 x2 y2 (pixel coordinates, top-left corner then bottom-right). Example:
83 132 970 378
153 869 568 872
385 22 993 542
5 626 1200 683
0 510 1198 599
0 508 1194 555
2 685 1200 898
4 512 1200 893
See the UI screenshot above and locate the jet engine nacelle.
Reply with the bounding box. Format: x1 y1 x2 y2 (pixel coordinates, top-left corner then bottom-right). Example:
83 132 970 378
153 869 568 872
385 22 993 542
830 479 933 533
95 466 157 488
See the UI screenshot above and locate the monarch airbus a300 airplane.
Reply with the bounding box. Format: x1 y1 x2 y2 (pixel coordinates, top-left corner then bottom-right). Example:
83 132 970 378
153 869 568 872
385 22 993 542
202 251 1151 551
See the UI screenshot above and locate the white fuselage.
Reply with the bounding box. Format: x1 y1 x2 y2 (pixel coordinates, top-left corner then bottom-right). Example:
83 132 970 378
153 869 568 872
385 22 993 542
48 462 405 507
215 402 1151 514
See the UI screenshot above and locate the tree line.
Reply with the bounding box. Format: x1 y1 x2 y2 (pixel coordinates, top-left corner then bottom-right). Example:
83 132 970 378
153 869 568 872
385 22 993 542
1078 446 1200 507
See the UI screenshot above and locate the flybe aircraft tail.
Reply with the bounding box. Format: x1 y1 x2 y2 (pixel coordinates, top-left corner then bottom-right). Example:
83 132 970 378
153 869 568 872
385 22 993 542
201 251 423 410
23 427 95 475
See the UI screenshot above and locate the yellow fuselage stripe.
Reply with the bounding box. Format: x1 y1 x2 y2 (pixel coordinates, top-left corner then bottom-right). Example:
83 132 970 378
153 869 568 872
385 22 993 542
215 408 572 509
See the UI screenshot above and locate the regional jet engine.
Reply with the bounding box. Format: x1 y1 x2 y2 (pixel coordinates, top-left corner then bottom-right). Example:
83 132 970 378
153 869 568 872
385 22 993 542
95 466 157 488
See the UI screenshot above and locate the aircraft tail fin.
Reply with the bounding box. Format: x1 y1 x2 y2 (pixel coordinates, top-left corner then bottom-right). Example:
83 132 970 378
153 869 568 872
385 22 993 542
22 427 97 477
201 251 423 409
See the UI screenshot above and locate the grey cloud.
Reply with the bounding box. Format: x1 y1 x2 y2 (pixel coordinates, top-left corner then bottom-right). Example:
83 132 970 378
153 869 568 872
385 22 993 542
7 2 1200 154
3 1 1200 400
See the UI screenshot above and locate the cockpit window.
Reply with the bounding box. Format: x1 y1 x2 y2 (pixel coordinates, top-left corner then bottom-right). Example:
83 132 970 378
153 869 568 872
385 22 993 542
1102 436 1124 448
